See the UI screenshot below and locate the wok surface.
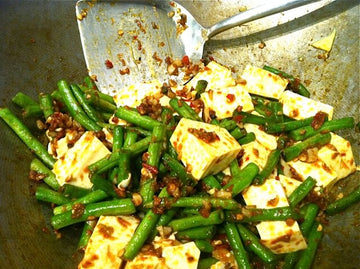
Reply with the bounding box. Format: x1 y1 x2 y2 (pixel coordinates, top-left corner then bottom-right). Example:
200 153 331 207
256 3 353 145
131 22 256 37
0 1 359 268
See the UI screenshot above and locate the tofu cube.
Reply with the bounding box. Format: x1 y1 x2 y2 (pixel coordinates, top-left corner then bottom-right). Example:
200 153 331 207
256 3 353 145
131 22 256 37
170 118 241 180
186 61 235 91
240 124 277 173
162 242 200 269
311 29 336 52
211 261 226 269
281 158 337 188
241 65 288 99
244 123 277 150
125 236 200 269
114 80 170 108
317 133 357 180
240 140 271 170
47 129 78 159
278 174 302 197
200 84 254 119
280 90 334 120
79 215 140 269
125 254 167 269
52 131 110 189
242 178 307 254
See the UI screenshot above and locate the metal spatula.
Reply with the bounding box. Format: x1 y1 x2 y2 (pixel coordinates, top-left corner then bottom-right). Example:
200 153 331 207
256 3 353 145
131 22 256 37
75 0 321 95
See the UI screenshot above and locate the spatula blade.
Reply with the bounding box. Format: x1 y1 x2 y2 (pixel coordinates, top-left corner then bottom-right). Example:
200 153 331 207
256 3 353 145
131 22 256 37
76 0 203 95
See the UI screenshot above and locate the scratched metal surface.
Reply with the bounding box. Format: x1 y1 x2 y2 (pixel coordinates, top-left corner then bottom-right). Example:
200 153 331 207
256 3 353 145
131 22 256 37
0 0 359 268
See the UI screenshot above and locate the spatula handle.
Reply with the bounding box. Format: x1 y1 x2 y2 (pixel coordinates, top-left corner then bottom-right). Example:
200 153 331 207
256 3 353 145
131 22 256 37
207 0 322 38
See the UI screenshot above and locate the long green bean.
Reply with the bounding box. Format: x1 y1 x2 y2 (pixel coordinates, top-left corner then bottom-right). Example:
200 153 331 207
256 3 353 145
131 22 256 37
122 188 169 260
326 185 360 215
224 222 251 269
51 198 136 230
0 108 55 168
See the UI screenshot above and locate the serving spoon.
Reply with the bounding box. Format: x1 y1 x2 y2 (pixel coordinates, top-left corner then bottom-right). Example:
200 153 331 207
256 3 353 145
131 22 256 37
76 0 323 95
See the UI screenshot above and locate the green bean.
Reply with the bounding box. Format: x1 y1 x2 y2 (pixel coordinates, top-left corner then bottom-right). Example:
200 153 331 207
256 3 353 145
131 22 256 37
195 79 208 98
89 136 151 174
148 208 179 241
169 98 202 121
161 107 177 135
197 257 218 269
230 126 246 140
299 203 319 236
78 220 97 250
263 65 310 97
57 80 101 131
295 222 323 269
35 185 71 205
61 184 91 199
176 225 216 240
12 92 39 108
210 118 220 126
53 189 108 215
50 89 64 103
277 134 290 150
88 154 117 174
266 117 314 134
23 105 44 118
71 84 102 123
288 177 316 207
116 152 132 185
168 210 224 231
195 240 214 253
237 132 256 145
219 118 237 131
115 106 161 130
124 135 151 155
180 207 201 216
289 117 354 141
223 163 259 197
82 76 115 104
85 91 117 113
233 111 269 125
253 149 281 185
30 158 59 190
227 206 300 223
0 108 55 168
159 197 241 210
12 92 42 117
124 126 151 138
161 153 193 185
101 112 113 122
283 132 331 162
202 175 222 190
140 124 167 204
326 185 360 215
147 124 167 168
91 173 118 198
224 222 251 269
39 93 54 119
123 130 139 147
229 158 241 177
237 224 277 263
112 125 124 153
123 188 169 260
253 100 283 123
267 101 284 123
51 198 136 230
83 75 99 90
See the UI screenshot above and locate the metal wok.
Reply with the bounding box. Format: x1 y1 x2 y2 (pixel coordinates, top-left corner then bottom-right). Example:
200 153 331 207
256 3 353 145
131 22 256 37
0 0 359 268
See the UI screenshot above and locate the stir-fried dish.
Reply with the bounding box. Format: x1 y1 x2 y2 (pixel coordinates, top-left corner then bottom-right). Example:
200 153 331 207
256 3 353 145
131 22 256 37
0 59 359 269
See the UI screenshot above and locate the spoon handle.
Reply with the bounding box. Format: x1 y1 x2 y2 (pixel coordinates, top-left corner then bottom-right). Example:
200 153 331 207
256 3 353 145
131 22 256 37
207 0 322 38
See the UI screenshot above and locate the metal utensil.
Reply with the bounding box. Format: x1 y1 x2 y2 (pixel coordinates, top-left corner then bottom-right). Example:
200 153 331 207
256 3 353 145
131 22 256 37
76 0 323 95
